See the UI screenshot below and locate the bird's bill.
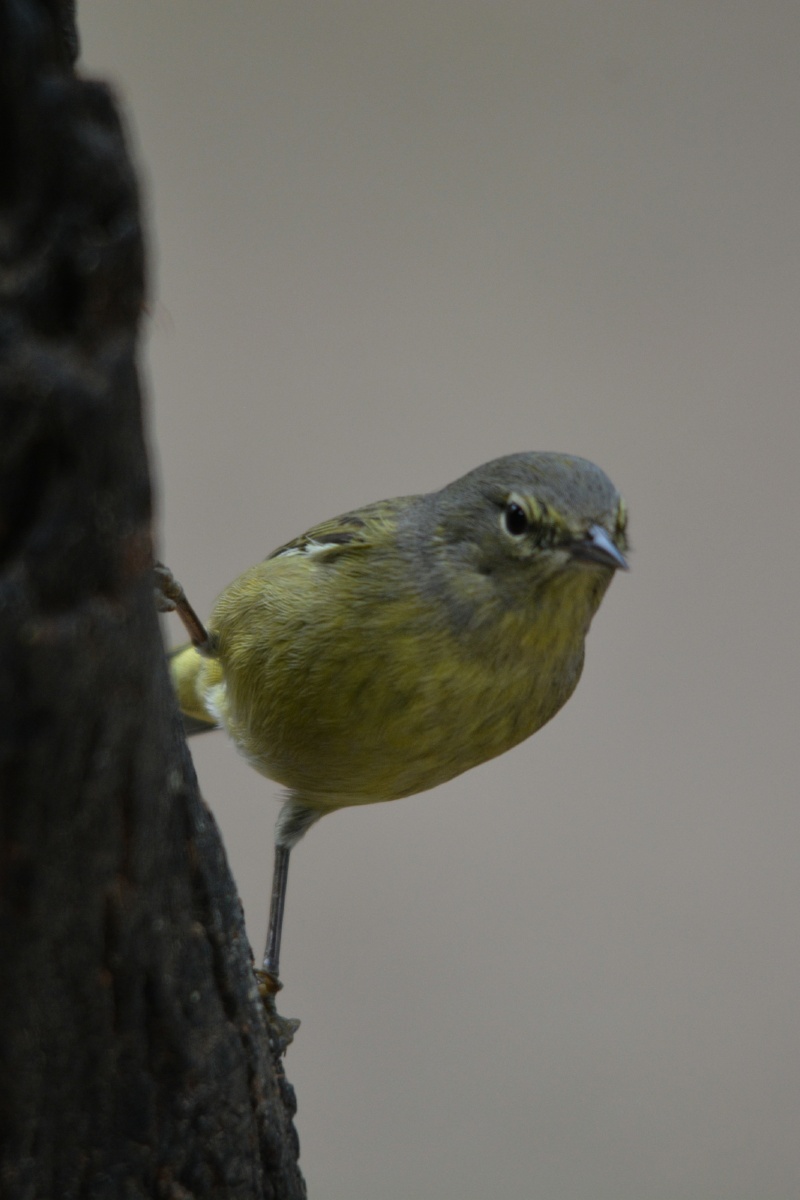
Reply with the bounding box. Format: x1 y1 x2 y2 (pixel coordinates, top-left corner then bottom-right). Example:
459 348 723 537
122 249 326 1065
570 524 629 571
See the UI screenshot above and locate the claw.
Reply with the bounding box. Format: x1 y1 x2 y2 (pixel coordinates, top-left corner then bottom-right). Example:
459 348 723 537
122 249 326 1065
256 970 300 1054
154 561 217 656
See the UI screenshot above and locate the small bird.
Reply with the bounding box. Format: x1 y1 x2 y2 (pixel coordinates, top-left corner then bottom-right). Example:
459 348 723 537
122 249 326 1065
158 452 628 1036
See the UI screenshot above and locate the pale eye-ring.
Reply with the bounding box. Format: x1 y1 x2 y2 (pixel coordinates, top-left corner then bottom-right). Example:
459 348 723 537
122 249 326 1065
503 501 529 537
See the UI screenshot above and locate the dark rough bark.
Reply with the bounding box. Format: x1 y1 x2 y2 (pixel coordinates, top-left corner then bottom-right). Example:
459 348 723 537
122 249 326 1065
0 2 306 1196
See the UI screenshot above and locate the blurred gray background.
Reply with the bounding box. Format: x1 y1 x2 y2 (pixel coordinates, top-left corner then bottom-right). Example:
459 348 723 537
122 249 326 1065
81 4 799 1198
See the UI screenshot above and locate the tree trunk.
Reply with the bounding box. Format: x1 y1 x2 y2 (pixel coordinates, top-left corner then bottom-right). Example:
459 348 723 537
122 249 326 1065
0 2 306 1195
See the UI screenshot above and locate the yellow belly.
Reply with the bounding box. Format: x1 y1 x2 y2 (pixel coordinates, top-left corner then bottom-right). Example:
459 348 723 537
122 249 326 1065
180 554 592 812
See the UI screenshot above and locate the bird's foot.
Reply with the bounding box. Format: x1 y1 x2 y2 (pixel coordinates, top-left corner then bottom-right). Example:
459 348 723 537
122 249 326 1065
153 561 182 613
153 561 217 656
255 969 301 1054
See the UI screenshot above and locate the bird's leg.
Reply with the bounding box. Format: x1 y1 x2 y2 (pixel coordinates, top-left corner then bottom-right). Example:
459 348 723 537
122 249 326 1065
255 842 301 1052
254 805 321 1051
262 841 291 984
155 563 300 1047
153 561 217 657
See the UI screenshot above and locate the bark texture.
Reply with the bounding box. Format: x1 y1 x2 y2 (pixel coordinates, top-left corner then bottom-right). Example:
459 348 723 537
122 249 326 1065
0 2 306 1196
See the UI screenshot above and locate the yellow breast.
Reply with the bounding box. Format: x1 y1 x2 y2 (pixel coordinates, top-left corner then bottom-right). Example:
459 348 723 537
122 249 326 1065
184 551 595 812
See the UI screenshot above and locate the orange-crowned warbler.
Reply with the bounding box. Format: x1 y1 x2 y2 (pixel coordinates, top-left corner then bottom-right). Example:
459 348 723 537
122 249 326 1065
158 452 628 1042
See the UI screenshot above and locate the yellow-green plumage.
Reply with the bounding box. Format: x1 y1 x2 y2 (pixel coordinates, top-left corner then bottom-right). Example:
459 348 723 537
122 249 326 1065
169 452 628 848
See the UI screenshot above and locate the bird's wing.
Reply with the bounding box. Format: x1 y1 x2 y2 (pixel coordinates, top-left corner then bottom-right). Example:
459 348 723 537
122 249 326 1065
266 496 411 562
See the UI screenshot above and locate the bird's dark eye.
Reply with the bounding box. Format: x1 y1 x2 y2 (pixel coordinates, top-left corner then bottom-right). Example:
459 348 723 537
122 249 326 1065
503 502 528 536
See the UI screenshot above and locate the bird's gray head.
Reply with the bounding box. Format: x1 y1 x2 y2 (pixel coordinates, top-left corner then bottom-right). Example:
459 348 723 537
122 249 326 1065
409 452 628 630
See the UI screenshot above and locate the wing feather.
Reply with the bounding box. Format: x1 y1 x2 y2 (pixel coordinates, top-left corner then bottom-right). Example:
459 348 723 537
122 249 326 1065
266 496 411 561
